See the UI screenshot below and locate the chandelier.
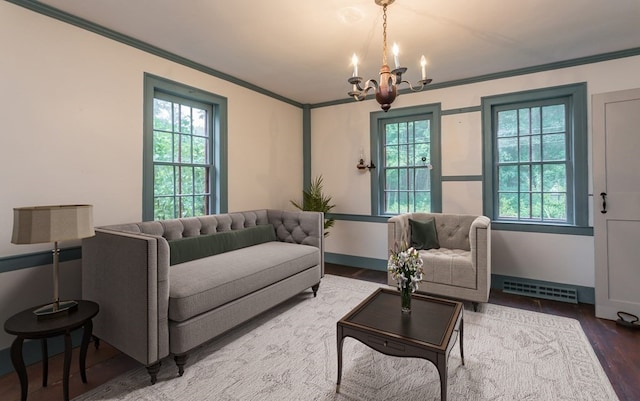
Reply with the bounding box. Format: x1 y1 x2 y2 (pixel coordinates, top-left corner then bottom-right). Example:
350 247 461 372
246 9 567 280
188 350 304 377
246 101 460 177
348 0 432 112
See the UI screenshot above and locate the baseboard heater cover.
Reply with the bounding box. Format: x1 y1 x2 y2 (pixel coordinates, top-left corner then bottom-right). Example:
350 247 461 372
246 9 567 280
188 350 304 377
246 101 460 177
503 280 578 304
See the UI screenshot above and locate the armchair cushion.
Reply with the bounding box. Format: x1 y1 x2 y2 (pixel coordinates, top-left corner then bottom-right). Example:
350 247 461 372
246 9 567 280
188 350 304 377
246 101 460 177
422 248 476 288
410 218 440 250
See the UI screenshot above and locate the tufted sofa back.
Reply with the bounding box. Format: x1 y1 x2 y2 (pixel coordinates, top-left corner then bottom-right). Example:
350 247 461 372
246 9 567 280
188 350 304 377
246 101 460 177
101 209 322 248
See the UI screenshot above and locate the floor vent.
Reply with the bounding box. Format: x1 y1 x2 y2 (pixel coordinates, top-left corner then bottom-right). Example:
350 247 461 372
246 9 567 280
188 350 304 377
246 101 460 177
503 280 578 304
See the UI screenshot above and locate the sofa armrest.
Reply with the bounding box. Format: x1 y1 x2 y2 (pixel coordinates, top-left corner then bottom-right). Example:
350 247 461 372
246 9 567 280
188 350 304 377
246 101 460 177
470 216 491 298
267 210 324 276
82 229 170 366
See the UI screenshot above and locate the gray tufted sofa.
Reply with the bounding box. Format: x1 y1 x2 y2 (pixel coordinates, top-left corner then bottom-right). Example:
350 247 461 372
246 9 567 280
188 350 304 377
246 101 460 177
387 212 490 311
82 209 323 384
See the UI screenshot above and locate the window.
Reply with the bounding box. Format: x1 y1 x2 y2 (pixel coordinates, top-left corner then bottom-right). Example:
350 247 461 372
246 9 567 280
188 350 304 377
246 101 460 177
151 94 212 220
370 104 442 215
143 74 227 221
482 83 588 232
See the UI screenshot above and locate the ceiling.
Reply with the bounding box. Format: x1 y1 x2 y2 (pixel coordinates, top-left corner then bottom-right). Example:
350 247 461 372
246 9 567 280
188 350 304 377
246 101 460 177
34 0 640 105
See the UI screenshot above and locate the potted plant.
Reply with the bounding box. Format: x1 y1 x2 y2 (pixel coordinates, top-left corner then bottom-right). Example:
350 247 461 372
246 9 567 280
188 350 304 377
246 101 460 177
291 175 335 237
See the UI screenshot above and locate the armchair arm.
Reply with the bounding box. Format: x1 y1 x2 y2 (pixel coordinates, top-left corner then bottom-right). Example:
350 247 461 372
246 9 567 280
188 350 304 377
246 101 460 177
387 214 412 256
82 229 170 366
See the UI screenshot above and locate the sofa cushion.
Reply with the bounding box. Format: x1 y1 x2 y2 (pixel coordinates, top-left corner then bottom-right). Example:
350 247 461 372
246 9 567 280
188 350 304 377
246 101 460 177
168 224 277 265
168 241 320 322
410 218 440 250
420 248 476 289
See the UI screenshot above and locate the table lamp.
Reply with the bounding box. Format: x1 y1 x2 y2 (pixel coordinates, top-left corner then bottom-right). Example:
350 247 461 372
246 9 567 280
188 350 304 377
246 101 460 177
11 204 95 318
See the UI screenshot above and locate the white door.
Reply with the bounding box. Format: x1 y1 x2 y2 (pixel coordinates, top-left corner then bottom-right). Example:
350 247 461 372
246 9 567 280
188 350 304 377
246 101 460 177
593 88 640 320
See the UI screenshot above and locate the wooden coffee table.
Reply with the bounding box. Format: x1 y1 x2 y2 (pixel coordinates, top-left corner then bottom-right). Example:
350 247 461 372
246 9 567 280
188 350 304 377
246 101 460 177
336 288 463 401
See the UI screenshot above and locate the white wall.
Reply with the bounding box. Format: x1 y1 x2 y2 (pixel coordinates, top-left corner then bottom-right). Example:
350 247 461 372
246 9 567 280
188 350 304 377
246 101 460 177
0 2 302 350
313 54 640 289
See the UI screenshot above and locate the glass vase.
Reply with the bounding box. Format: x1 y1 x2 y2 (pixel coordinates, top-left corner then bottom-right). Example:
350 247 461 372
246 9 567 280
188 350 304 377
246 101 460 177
400 283 412 313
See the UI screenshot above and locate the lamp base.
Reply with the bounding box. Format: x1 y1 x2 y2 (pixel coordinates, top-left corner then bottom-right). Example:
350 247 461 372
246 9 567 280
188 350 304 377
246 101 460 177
34 300 78 320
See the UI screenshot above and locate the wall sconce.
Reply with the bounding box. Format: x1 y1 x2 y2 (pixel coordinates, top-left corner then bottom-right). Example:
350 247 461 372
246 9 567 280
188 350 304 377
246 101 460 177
357 157 376 171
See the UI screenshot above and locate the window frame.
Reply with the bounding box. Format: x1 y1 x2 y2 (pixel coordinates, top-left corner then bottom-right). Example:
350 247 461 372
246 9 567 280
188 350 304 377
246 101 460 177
370 103 442 216
143 74 228 221
482 83 589 234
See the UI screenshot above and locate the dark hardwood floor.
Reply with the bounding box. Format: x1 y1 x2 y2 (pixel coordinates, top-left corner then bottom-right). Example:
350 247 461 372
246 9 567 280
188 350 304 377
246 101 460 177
1 264 637 401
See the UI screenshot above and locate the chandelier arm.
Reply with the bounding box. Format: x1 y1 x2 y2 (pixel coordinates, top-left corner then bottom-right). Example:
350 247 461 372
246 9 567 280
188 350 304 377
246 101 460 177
348 77 379 93
399 78 434 92
362 79 379 92
347 79 379 101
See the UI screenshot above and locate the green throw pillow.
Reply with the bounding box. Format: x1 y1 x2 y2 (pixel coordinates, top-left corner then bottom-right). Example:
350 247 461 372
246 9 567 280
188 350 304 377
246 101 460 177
168 224 277 265
410 218 440 250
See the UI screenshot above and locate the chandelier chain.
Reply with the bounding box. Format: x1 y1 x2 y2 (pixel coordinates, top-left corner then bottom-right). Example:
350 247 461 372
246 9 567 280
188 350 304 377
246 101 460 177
382 4 388 66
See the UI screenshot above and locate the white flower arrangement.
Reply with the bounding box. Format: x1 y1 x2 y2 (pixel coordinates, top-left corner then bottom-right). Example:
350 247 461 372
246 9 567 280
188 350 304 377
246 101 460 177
388 241 424 292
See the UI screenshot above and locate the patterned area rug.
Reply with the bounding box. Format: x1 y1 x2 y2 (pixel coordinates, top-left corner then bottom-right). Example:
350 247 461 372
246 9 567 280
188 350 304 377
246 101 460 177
74 275 618 401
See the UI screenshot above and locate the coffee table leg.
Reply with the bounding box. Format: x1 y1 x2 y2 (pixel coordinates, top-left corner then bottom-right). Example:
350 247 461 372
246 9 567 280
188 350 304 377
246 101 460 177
10 337 27 401
336 325 344 392
63 332 72 401
80 319 93 383
438 354 448 401
460 316 465 366
41 339 48 387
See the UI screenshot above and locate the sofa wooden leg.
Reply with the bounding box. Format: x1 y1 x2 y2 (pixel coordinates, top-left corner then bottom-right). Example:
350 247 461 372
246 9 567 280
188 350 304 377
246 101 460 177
92 335 100 350
147 361 161 385
175 354 188 377
472 302 479 312
311 283 320 297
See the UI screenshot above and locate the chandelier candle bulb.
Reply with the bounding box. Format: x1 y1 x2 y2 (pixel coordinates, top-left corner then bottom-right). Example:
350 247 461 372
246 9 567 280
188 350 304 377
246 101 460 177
352 53 359 77
420 55 427 80
392 43 400 69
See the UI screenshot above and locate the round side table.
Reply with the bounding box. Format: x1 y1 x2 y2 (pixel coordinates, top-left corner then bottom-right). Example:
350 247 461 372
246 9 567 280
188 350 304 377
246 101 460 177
4 300 99 401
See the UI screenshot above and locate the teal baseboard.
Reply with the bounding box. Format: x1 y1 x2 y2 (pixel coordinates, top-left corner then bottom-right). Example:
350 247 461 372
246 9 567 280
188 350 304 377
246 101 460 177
325 252 595 304
0 329 84 377
325 252 387 271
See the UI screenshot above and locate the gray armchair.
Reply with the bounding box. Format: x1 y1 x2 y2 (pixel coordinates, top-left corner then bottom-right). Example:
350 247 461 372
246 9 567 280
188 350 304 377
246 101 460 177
387 212 491 311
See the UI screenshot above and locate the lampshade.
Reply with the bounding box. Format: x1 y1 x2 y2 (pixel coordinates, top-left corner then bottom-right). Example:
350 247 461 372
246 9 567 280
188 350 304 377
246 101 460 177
12 204 95 245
